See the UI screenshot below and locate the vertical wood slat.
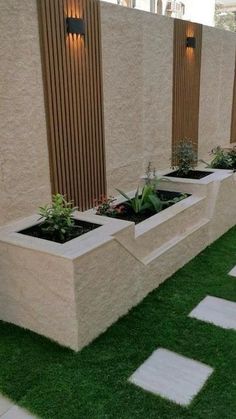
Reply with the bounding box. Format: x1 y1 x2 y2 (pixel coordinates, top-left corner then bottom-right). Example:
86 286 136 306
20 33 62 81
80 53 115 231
172 19 202 164
38 0 106 210
230 54 236 143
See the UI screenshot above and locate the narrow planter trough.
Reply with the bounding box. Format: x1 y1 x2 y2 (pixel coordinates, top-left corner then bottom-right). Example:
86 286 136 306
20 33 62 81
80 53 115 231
165 170 213 179
95 189 189 224
0 168 236 351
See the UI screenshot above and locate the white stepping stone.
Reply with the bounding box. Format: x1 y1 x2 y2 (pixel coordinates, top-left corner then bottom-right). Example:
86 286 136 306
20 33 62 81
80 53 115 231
228 266 236 277
0 395 14 416
189 296 236 330
1 405 37 419
129 348 213 406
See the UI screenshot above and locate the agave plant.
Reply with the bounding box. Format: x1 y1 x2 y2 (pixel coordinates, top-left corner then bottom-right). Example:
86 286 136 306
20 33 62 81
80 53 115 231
116 183 163 215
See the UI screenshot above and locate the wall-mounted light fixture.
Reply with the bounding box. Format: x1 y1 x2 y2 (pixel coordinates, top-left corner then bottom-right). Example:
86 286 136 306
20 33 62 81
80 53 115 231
66 17 86 35
186 37 196 48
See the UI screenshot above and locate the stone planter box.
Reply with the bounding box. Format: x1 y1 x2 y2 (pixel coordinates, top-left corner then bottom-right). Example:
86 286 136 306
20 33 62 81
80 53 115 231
0 168 235 351
158 168 236 242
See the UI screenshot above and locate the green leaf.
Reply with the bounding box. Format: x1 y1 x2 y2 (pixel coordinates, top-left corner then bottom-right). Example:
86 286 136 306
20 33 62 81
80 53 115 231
148 194 162 212
116 188 131 202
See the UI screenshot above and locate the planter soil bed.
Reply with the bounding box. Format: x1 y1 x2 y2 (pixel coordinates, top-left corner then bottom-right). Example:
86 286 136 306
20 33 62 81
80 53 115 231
165 170 213 179
19 219 101 244
105 190 189 225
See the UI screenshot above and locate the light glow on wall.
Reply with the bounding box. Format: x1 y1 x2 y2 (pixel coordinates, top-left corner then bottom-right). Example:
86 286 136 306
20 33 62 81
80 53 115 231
65 3 85 46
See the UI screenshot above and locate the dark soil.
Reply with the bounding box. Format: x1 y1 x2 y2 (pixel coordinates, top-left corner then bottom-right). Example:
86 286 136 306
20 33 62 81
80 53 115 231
165 169 213 179
19 219 101 244
107 190 189 225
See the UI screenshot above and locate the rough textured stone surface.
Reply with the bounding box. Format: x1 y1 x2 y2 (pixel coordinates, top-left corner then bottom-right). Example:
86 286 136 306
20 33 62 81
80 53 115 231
74 239 145 349
199 26 236 161
1 405 37 419
129 348 213 406
0 241 78 350
0 0 51 226
100 2 173 193
101 3 236 191
189 296 236 330
208 173 236 242
0 395 14 416
229 266 236 277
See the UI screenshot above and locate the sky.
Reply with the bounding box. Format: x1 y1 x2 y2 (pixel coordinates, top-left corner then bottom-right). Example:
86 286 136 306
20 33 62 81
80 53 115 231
183 0 216 26
101 0 236 27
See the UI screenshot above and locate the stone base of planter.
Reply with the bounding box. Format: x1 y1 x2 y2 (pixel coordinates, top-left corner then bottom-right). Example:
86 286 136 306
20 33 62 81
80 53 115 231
0 169 235 350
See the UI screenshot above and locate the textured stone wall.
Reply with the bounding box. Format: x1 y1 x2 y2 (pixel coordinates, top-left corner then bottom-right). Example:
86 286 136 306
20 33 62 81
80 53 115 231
101 2 236 191
100 2 173 193
0 0 51 226
199 27 236 161
1 0 236 222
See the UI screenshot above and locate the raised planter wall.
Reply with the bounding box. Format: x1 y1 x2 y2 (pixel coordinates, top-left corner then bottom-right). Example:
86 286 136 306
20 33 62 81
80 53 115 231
0 169 236 351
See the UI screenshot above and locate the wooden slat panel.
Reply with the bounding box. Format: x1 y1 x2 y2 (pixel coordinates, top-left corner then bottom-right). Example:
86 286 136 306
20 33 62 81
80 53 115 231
230 55 236 143
172 19 202 164
38 0 106 210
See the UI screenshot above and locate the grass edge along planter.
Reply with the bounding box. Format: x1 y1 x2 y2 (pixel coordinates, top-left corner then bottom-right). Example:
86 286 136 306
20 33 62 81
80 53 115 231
0 168 236 351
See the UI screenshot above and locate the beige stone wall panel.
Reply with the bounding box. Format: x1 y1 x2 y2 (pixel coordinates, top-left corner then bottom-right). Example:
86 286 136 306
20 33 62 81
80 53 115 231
199 27 236 160
100 2 173 193
0 169 235 351
0 0 51 225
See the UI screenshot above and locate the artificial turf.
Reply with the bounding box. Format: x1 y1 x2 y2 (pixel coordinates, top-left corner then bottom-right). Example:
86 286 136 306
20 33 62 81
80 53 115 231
0 227 236 418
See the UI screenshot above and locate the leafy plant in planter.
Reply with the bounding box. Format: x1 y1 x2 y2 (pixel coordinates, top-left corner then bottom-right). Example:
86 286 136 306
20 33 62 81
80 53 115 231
206 146 234 169
95 162 188 224
95 167 188 225
173 138 198 176
38 194 80 242
116 166 167 215
94 196 119 217
95 184 163 220
116 181 188 218
116 183 164 214
228 147 236 169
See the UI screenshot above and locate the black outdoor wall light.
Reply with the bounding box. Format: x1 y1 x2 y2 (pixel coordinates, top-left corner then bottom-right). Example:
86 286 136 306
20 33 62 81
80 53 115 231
186 37 196 48
66 17 86 35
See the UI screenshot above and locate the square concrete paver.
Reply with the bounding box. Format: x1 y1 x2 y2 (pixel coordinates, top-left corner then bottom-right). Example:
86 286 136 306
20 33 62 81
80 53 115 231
189 296 236 330
228 266 236 277
1 405 37 419
0 395 14 416
129 348 213 406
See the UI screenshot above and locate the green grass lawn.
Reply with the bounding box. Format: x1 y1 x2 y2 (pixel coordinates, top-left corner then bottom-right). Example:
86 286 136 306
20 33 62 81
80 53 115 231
0 227 236 418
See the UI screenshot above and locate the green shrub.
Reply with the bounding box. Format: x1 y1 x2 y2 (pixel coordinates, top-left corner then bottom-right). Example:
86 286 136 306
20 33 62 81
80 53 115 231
38 194 79 242
208 146 233 169
228 147 236 169
173 138 198 175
